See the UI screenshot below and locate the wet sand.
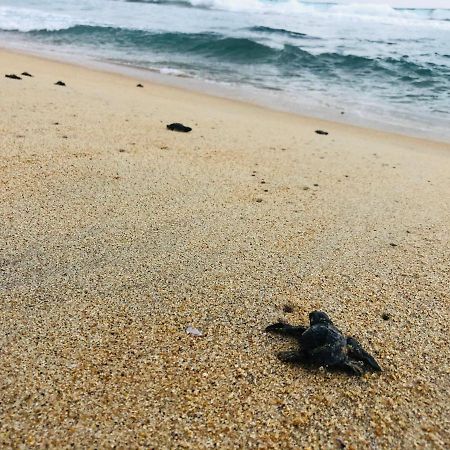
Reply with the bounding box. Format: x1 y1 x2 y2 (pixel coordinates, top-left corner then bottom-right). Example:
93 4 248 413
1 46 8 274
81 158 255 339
1 48 449 449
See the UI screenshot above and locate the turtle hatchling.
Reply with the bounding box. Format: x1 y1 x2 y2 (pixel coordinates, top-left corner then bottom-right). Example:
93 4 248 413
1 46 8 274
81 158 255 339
266 311 382 376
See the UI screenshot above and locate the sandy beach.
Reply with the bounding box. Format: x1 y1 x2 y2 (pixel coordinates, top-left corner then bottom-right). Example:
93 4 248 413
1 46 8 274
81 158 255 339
1 48 449 449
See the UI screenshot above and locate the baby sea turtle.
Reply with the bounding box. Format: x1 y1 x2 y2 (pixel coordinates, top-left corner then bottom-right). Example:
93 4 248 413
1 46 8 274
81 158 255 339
266 311 382 376
167 123 192 133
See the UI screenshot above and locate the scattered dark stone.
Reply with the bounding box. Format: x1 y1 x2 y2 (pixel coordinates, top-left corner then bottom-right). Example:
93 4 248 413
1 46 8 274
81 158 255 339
303 186 310 191
255 198 263 203
382 313 391 321
315 130 329 135
167 123 192 133
21 72 33 77
406 230 410 234
313 183 319 187
266 311 382 376
251 174 256 176
261 180 266 184
53 122 59 125
283 305 294 314
340 111 345 115
5 74 21 80
136 83 144 88
263 189 269 192
62 135 68 139
118 149 126 153
54 81 66 86
390 243 398 247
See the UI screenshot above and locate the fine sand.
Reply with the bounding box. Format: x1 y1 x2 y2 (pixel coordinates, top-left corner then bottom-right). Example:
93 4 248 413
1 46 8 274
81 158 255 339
1 48 449 449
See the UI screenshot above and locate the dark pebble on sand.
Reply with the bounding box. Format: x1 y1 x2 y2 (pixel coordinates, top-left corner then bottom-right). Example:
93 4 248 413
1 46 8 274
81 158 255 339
54 81 66 86
5 74 21 80
315 130 329 135
382 313 391 321
53 122 59 125
303 187 310 191
314 183 319 187
261 181 266 184
21 72 33 77
390 243 398 247
283 305 294 313
256 198 263 203
167 123 192 133
136 83 144 88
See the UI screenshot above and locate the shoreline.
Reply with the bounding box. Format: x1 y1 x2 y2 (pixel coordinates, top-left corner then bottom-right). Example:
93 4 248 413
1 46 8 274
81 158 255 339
1 47 449 448
2 40 449 145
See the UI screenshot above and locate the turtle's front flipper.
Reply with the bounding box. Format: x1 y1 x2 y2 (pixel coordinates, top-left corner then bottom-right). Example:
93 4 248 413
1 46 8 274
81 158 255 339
265 322 307 338
347 337 382 372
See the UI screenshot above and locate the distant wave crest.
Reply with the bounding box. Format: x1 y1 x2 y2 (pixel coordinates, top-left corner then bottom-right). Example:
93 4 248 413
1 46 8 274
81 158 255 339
120 0 450 22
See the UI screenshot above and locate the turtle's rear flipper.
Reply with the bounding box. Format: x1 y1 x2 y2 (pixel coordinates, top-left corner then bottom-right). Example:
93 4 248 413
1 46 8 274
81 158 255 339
277 350 307 364
340 360 364 376
265 322 307 338
347 336 382 371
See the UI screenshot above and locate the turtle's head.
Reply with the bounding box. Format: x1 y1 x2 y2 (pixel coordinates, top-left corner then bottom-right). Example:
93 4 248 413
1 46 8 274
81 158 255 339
309 311 332 326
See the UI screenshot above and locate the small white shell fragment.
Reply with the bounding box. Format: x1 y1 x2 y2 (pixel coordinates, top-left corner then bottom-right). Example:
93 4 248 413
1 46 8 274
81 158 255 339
186 326 203 337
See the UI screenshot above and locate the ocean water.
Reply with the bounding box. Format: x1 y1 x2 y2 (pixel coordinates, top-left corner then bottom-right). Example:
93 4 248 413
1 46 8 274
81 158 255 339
1 0 449 140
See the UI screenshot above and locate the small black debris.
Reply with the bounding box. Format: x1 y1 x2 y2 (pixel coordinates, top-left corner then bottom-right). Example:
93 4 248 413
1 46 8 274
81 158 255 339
390 243 398 247
167 123 192 133
136 83 144 88
313 183 319 187
53 122 59 125
21 72 33 77
54 81 66 86
315 130 329 135
382 313 391 321
255 198 263 203
5 74 21 80
283 305 294 313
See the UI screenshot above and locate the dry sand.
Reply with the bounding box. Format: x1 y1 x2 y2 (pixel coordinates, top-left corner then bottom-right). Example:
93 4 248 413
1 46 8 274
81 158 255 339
0 48 449 449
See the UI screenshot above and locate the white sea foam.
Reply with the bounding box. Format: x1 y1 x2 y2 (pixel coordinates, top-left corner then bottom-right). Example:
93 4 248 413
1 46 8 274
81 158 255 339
1 1 449 33
0 6 78 32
